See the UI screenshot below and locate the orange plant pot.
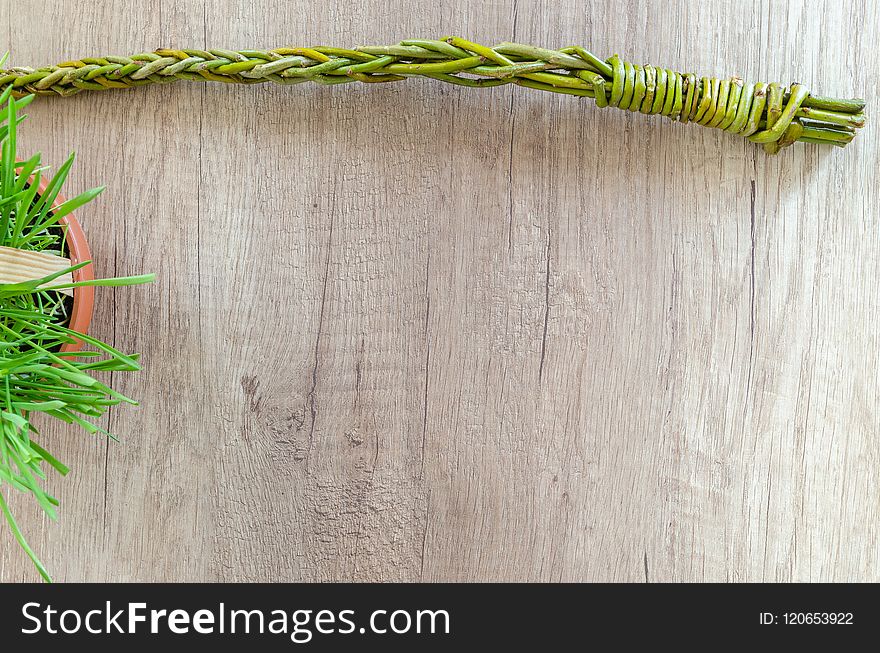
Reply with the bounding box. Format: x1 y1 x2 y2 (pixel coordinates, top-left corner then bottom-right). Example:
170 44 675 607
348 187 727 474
30 176 95 353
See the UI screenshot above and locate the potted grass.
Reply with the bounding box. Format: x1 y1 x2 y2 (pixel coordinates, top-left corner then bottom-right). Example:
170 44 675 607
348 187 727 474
0 89 153 581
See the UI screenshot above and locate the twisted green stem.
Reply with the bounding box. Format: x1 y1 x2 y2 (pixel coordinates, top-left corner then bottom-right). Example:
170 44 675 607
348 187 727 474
0 37 866 153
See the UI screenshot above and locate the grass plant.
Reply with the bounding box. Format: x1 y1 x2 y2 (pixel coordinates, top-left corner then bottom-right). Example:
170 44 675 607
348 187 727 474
0 86 153 581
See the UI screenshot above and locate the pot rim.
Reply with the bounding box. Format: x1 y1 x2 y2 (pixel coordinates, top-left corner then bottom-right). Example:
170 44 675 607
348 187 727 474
29 176 95 352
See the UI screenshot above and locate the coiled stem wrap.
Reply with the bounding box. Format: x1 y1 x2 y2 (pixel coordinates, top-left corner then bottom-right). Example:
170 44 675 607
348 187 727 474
0 37 865 153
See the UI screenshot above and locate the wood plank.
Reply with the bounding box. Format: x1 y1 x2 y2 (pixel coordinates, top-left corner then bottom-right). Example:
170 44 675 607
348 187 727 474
0 0 876 582
0 245 73 295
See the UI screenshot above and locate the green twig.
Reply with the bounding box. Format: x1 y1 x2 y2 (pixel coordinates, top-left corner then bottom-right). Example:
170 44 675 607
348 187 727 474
0 37 866 152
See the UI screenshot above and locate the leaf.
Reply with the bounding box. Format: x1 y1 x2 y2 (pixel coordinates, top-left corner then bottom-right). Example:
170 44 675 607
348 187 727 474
0 490 51 582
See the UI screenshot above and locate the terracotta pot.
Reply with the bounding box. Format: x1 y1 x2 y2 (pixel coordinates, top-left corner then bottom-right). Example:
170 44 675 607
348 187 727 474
31 176 95 353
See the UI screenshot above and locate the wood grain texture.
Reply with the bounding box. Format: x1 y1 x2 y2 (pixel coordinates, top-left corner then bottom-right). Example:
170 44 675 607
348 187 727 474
0 247 72 294
0 0 877 582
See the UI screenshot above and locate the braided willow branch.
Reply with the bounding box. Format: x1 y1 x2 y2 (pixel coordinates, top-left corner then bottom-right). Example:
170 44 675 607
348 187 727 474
0 37 866 153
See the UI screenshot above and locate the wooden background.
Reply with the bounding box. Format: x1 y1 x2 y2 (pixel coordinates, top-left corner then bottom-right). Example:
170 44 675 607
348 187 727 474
1 0 877 582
